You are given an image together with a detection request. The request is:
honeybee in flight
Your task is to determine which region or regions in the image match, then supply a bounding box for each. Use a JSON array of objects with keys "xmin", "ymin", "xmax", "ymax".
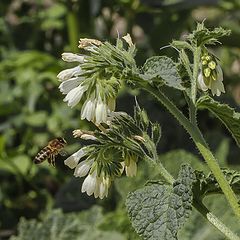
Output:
[{"xmin": 34, "ymin": 137, "xmax": 67, "ymax": 166}]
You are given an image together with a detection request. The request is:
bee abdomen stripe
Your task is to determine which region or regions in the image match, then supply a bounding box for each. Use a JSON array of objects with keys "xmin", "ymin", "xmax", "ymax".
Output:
[{"xmin": 34, "ymin": 147, "xmax": 52, "ymax": 164}]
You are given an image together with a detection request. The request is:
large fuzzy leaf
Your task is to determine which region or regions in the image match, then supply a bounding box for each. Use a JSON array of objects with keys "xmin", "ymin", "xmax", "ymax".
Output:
[{"xmin": 126, "ymin": 165, "xmax": 196, "ymax": 240}]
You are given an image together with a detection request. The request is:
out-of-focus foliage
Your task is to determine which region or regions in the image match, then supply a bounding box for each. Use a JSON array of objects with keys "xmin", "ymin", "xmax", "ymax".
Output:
[
  {"xmin": 10, "ymin": 207, "xmax": 126, "ymax": 240},
  {"xmin": 1, "ymin": 0, "xmax": 240, "ymax": 239}
]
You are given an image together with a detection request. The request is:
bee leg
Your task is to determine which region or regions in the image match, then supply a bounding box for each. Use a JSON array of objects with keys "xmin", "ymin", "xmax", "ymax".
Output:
[
  {"xmin": 47, "ymin": 154, "xmax": 54, "ymax": 167},
  {"xmin": 52, "ymin": 152, "xmax": 57, "ymax": 167},
  {"xmin": 47, "ymin": 156, "xmax": 52, "ymax": 166},
  {"xmin": 50, "ymin": 154, "xmax": 55, "ymax": 167},
  {"xmin": 52, "ymin": 156, "xmax": 56, "ymax": 167}
]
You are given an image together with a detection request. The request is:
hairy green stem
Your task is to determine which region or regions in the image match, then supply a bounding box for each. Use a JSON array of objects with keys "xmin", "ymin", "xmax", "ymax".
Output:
[
  {"xmin": 189, "ymin": 100, "xmax": 198, "ymax": 126},
  {"xmin": 143, "ymin": 83, "xmax": 240, "ymax": 219},
  {"xmin": 180, "ymin": 50, "xmax": 198, "ymax": 126},
  {"xmin": 184, "ymin": 91, "xmax": 198, "ymax": 126},
  {"xmin": 150, "ymin": 139, "xmax": 175, "ymax": 184},
  {"xmin": 196, "ymin": 141, "xmax": 240, "ymax": 215},
  {"xmin": 157, "ymin": 159, "xmax": 175, "ymax": 184},
  {"xmin": 150, "ymin": 155, "xmax": 240, "ymax": 240},
  {"xmin": 193, "ymin": 201, "xmax": 240, "ymax": 240},
  {"xmin": 192, "ymin": 47, "xmax": 201, "ymax": 104},
  {"xmin": 144, "ymin": 155, "xmax": 174, "ymax": 184}
]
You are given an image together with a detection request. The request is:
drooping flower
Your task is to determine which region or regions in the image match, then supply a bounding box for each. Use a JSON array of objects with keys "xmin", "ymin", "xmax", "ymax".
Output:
[
  {"xmin": 64, "ymin": 147, "xmax": 89, "ymax": 169},
  {"xmin": 63, "ymin": 85, "xmax": 88, "ymax": 108},
  {"xmin": 61, "ymin": 53, "xmax": 85, "ymax": 63},
  {"xmin": 197, "ymin": 52, "xmax": 225, "ymax": 96},
  {"xmin": 98, "ymin": 177, "xmax": 110, "ymax": 199},
  {"xmin": 81, "ymin": 170, "xmax": 110, "ymax": 199},
  {"xmin": 57, "ymin": 66, "xmax": 82, "ymax": 81},
  {"xmin": 95, "ymin": 97, "xmax": 108, "ymax": 124},
  {"xmin": 124, "ymin": 153, "xmax": 138, "ymax": 177},
  {"xmin": 74, "ymin": 158, "xmax": 94, "ymax": 177},
  {"xmin": 81, "ymin": 96, "xmax": 96, "ymax": 122},
  {"xmin": 81, "ymin": 170, "xmax": 98, "ymax": 196},
  {"xmin": 65, "ymin": 149, "xmax": 112, "ymax": 199},
  {"xmin": 59, "ymin": 77, "xmax": 84, "ymax": 94}
]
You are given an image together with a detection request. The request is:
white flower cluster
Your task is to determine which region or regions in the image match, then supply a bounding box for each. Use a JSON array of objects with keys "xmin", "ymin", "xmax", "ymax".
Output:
[
  {"xmin": 57, "ymin": 39, "xmax": 116, "ymax": 124},
  {"xmin": 59, "ymin": 35, "xmax": 140, "ymax": 199},
  {"xmin": 197, "ymin": 52, "xmax": 225, "ymax": 96},
  {"xmin": 64, "ymin": 147, "xmax": 110, "ymax": 199},
  {"xmin": 64, "ymin": 144, "xmax": 138, "ymax": 199}
]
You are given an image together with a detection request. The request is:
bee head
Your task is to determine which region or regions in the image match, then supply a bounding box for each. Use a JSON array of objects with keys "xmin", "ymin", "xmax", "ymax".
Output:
[{"xmin": 57, "ymin": 137, "xmax": 67, "ymax": 144}]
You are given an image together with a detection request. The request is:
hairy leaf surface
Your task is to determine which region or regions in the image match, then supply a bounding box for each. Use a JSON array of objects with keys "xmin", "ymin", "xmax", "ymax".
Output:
[
  {"xmin": 141, "ymin": 56, "xmax": 184, "ymax": 90},
  {"xmin": 126, "ymin": 165, "xmax": 196, "ymax": 240},
  {"xmin": 197, "ymin": 95, "xmax": 240, "ymax": 147},
  {"xmin": 187, "ymin": 22, "xmax": 231, "ymax": 46}
]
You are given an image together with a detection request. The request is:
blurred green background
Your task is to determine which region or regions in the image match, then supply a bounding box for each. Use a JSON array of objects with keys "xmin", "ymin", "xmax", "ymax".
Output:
[{"xmin": 1, "ymin": 0, "xmax": 240, "ymax": 239}]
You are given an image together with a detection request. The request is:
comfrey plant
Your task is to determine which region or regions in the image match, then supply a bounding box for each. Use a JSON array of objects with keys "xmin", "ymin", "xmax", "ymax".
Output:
[{"xmin": 57, "ymin": 23, "xmax": 240, "ymax": 239}]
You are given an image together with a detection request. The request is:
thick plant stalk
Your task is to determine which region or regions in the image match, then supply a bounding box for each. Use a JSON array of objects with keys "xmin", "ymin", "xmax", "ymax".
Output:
[
  {"xmin": 193, "ymin": 200, "xmax": 240, "ymax": 240},
  {"xmin": 143, "ymin": 83, "xmax": 240, "ymax": 219}
]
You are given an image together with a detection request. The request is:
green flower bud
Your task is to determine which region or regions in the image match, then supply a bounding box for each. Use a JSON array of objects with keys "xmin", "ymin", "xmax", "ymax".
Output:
[
  {"xmin": 205, "ymin": 55, "xmax": 211, "ymax": 61},
  {"xmin": 197, "ymin": 52, "xmax": 225, "ymax": 96},
  {"xmin": 202, "ymin": 60, "xmax": 208, "ymax": 66},
  {"xmin": 208, "ymin": 61, "xmax": 216, "ymax": 70},
  {"xmin": 204, "ymin": 67, "xmax": 211, "ymax": 78}
]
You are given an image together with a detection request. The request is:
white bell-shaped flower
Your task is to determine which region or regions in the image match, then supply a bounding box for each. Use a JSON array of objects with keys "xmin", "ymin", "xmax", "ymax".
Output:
[
  {"xmin": 81, "ymin": 170, "xmax": 98, "ymax": 196},
  {"xmin": 81, "ymin": 97, "xmax": 96, "ymax": 121},
  {"xmin": 62, "ymin": 53, "xmax": 85, "ymax": 63},
  {"xmin": 63, "ymin": 85, "xmax": 88, "ymax": 108},
  {"xmin": 74, "ymin": 158, "xmax": 94, "ymax": 177},
  {"xmin": 57, "ymin": 66, "xmax": 82, "ymax": 81},
  {"xmin": 64, "ymin": 147, "xmax": 88, "ymax": 169},
  {"xmin": 95, "ymin": 97, "xmax": 108, "ymax": 124}
]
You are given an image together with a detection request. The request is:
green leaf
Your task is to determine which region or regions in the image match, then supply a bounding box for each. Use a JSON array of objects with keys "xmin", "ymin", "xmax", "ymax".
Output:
[
  {"xmin": 141, "ymin": 56, "xmax": 185, "ymax": 90},
  {"xmin": 194, "ymin": 168, "xmax": 240, "ymax": 197},
  {"xmin": 0, "ymin": 155, "xmax": 31, "ymax": 175},
  {"xmin": 11, "ymin": 207, "xmax": 126, "ymax": 240},
  {"xmin": 187, "ymin": 22, "xmax": 231, "ymax": 46},
  {"xmin": 24, "ymin": 111, "xmax": 47, "ymax": 127},
  {"xmin": 197, "ymin": 95, "xmax": 240, "ymax": 147},
  {"xmin": 126, "ymin": 165, "xmax": 196, "ymax": 240}
]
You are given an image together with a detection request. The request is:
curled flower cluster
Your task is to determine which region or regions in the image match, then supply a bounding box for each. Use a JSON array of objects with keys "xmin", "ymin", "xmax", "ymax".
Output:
[
  {"xmin": 64, "ymin": 128, "xmax": 140, "ymax": 199},
  {"xmin": 64, "ymin": 146, "xmax": 138, "ymax": 199},
  {"xmin": 57, "ymin": 38, "xmax": 119, "ymax": 124},
  {"xmin": 197, "ymin": 51, "xmax": 225, "ymax": 96}
]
